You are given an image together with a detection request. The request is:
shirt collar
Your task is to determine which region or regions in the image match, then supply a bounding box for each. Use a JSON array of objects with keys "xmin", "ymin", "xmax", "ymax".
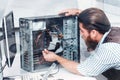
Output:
[{"xmin": 95, "ymin": 29, "xmax": 111, "ymax": 51}]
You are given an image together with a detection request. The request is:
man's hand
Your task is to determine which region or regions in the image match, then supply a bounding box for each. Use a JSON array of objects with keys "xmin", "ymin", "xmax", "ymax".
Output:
[
  {"xmin": 59, "ymin": 8, "xmax": 82, "ymax": 16},
  {"xmin": 42, "ymin": 49, "xmax": 58, "ymax": 62}
]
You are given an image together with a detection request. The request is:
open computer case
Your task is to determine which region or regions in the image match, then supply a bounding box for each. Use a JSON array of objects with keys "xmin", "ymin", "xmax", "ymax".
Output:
[{"xmin": 19, "ymin": 15, "xmax": 80, "ymax": 72}]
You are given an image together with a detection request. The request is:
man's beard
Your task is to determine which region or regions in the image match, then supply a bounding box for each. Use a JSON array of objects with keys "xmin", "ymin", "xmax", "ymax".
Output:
[{"xmin": 85, "ymin": 36, "xmax": 98, "ymax": 52}]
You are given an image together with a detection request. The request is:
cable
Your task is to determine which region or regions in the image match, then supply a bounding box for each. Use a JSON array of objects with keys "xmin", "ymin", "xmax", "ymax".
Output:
[
  {"xmin": 50, "ymin": 64, "xmax": 60, "ymax": 75},
  {"xmin": 42, "ymin": 63, "xmax": 57, "ymax": 80}
]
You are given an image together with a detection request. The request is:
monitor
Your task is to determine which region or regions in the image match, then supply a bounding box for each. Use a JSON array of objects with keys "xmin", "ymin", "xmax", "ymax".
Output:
[{"xmin": 2, "ymin": 11, "xmax": 17, "ymax": 67}]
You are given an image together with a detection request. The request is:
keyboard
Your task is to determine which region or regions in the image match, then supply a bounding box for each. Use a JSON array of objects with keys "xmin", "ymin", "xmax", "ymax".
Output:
[
  {"xmin": 13, "ymin": 73, "xmax": 59, "ymax": 80},
  {"xmin": 8, "ymin": 72, "xmax": 43, "ymax": 80},
  {"xmin": 3, "ymin": 73, "xmax": 43, "ymax": 80},
  {"xmin": 21, "ymin": 73, "xmax": 43, "ymax": 80}
]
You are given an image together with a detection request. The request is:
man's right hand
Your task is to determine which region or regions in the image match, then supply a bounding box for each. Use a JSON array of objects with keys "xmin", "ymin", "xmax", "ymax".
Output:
[
  {"xmin": 59, "ymin": 8, "xmax": 82, "ymax": 16},
  {"xmin": 42, "ymin": 49, "xmax": 58, "ymax": 62}
]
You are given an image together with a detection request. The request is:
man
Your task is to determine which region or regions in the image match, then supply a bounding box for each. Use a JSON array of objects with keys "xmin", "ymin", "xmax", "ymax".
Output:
[{"xmin": 42, "ymin": 8, "xmax": 120, "ymax": 80}]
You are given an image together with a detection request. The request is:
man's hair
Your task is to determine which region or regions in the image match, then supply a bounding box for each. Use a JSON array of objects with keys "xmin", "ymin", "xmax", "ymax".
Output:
[{"xmin": 78, "ymin": 8, "xmax": 111, "ymax": 34}]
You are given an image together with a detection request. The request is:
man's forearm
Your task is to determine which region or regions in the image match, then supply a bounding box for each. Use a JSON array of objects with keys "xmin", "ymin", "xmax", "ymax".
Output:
[{"xmin": 56, "ymin": 55, "xmax": 80, "ymax": 75}]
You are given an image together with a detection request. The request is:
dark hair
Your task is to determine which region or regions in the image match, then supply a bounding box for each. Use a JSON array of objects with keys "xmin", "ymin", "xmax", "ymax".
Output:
[{"xmin": 78, "ymin": 8, "xmax": 111, "ymax": 34}]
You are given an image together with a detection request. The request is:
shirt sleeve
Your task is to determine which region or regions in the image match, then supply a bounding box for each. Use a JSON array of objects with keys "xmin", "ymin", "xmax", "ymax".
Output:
[{"xmin": 77, "ymin": 43, "xmax": 120, "ymax": 77}]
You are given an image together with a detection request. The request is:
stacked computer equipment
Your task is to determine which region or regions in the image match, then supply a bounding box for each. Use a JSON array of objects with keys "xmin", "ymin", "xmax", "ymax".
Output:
[{"xmin": 19, "ymin": 15, "xmax": 80, "ymax": 72}]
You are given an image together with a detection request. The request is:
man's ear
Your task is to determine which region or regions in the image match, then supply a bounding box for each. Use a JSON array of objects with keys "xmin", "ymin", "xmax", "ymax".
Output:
[{"xmin": 90, "ymin": 30, "xmax": 98, "ymax": 39}]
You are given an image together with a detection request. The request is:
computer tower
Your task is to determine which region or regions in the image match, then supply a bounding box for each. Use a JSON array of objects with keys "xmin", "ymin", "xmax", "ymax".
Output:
[{"xmin": 19, "ymin": 15, "xmax": 80, "ymax": 72}]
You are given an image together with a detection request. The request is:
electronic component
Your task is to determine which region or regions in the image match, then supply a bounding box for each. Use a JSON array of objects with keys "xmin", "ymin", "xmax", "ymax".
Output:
[{"xmin": 19, "ymin": 15, "xmax": 80, "ymax": 72}]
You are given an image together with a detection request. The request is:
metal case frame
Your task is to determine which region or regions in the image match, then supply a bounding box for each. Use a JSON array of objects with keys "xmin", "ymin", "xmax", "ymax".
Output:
[{"xmin": 19, "ymin": 15, "xmax": 80, "ymax": 72}]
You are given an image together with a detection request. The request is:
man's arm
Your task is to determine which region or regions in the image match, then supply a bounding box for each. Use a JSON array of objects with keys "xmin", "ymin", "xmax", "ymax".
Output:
[
  {"xmin": 42, "ymin": 49, "xmax": 81, "ymax": 75},
  {"xmin": 55, "ymin": 54, "xmax": 80, "ymax": 75},
  {"xmin": 59, "ymin": 8, "xmax": 82, "ymax": 16}
]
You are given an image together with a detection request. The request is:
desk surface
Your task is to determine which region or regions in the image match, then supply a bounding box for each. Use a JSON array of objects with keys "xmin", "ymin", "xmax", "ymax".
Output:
[
  {"xmin": 49, "ymin": 68, "xmax": 97, "ymax": 80},
  {"xmin": 7, "ymin": 68, "xmax": 96, "ymax": 80}
]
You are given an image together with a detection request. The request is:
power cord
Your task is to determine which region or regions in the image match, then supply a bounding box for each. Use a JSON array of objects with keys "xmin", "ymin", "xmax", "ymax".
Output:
[{"xmin": 50, "ymin": 63, "xmax": 60, "ymax": 75}]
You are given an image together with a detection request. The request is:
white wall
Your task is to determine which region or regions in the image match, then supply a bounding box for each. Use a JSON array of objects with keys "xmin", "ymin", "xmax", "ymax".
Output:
[
  {"xmin": 77, "ymin": 0, "xmax": 120, "ymax": 27},
  {"xmin": 4, "ymin": 0, "xmax": 78, "ymax": 27},
  {"xmin": 0, "ymin": 0, "xmax": 9, "ymax": 26},
  {"xmin": 77, "ymin": 0, "xmax": 97, "ymax": 10},
  {"xmin": 94, "ymin": 0, "xmax": 120, "ymax": 27},
  {"xmin": 2, "ymin": 0, "xmax": 120, "ymax": 27}
]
